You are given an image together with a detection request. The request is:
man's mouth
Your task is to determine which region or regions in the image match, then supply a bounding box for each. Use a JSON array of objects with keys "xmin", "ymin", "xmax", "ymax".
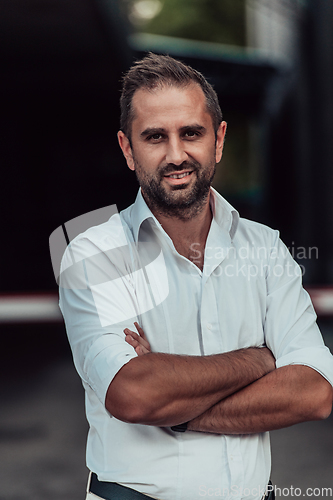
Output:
[{"xmin": 164, "ymin": 170, "xmax": 193, "ymax": 180}]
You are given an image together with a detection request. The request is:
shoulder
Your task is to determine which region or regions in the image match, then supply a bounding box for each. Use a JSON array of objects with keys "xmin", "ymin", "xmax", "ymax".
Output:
[
  {"xmin": 60, "ymin": 206, "xmax": 135, "ymax": 275},
  {"xmin": 72, "ymin": 214, "xmax": 130, "ymax": 255},
  {"xmin": 235, "ymin": 217, "xmax": 280, "ymax": 248},
  {"xmin": 212, "ymin": 189, "xmax": 280, "ymax": 248}
]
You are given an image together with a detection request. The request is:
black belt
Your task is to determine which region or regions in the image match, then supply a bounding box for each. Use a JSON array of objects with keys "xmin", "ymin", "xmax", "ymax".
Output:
[
  {"xmin": 89, "ymin": 473, "xmax": 275, "ymax": 500},
  {"xmin": 89, "ymin": 473, "xmax": 153, "ymax": 499}
]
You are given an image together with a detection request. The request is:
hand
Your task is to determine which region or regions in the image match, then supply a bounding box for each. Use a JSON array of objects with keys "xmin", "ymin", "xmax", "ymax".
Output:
[{"xmin": 124, "ymin": 322, "xmax": 151, "ymax": 356}]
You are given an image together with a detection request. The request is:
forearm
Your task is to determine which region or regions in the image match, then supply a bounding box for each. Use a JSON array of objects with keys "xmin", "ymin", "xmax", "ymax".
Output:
[
  {"xmin": 188, "ymin": 365, "xmax": 333, "ymax": 434},
  {"xmin": 106, "ymin": 347, "xmax": 275, "ymax": 426}
]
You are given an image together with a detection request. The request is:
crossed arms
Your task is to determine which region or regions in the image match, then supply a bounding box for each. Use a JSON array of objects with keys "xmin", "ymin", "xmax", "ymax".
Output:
[{"xmin": 105, "ymin": 324, "xmax": 333, "ymax": 434}]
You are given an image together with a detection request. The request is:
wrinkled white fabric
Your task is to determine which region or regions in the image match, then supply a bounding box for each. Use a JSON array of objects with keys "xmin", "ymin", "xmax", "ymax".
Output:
[{"xmin": 60, "ymin": 188, "xmax": 333, "ymax": 500}]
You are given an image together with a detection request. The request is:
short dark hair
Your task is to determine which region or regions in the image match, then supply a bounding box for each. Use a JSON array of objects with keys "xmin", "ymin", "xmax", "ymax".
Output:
[{"xmin": 120, "ymin": 52, "xmax": 223, "ymax": 139}]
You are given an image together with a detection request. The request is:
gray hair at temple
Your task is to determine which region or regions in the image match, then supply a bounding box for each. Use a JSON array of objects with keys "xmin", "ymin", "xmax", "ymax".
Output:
[{"xmin": 119, "ymin": 52, "xmax": 223, "ymax": 140}]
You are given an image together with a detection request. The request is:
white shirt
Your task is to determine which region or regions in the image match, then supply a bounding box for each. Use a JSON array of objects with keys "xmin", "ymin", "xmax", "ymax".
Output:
[{"xmin": 59, "ymin": 188, "xmax": 333, "ymax": 500}]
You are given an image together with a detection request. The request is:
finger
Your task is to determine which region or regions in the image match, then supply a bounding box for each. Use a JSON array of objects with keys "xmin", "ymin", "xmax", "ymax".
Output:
[
  {"xmin": 125, "ymin": 334, "xmax": 139, "ymax": 348},
  {"xmin": 124, "ymin": 328, "xmax": 151, "ymax": 353},
  {"xmin": 130, "ymin": 325, "xmax": 150, "ymax": 350},
  {"xmin": 124, "ymin": 328, "xmax": 137, "ymax": 339},
  {"xmin": 134, "ymin": 321, "xmax": 150, "ymax": 350},
  {"xmin": 125, "ymin": 334, "xmax": 148, "ymax": 356},
  {"xmin": 135, "ymin": 345, "xmax": 150, "ymax": 356},
  {"xmin": 134, "ymin": 322, "xmax": 148, "ymax": 340}
]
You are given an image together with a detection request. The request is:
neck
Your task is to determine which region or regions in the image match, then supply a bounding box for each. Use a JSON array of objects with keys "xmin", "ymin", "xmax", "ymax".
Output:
[{"xmin": 147, "ymin": 192, "xmax": 213, "ymax": 270}]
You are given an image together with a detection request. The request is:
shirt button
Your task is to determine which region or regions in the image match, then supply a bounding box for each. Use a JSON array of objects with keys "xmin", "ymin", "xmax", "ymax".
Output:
[{"xmin": 207, "ymin": 323, "xmax": 212, "ymax": 330}]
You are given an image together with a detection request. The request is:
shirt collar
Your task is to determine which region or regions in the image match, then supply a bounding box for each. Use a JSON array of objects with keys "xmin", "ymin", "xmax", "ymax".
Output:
[
  {"xmin": 131, "ymin": 189, "xmax": 162, "ymax": 243},
  {"xmin": 209, "ymin": 187, "xmax": 239, "ymax": 241},
  {"xmin": 131, "ymin": 187, "xmax": 239, "ymax": 243}
]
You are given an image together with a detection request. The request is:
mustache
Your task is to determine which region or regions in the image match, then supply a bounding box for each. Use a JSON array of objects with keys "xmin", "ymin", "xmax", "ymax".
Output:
[{"xmin": 159, "ymin": 160, "xmax": 200, "ymax": 176}]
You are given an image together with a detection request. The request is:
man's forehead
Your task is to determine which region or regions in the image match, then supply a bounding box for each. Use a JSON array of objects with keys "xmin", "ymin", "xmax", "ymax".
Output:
[
  {"xmin": 133, "ymin": 83, "xmax": 205, "ymax": 107},
  {"xmin": 131, "ymin": 83, "xmax": 210, "ymax": 127}
]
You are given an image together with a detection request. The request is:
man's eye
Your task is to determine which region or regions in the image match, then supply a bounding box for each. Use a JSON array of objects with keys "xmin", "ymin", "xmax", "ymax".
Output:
[
  {"xmin": 184, "ymin": 131, "xmax": 198, "ymax": 138},
  {"xmin": 148, "ymin": 134, "xmax": 163, "ymax": 141}
]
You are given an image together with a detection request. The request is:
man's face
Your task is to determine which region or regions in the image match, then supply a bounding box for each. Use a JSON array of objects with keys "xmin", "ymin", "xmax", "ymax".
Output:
[{"xmin": 118, "ymin": 84, "xmax": 226, "ymax": 218}]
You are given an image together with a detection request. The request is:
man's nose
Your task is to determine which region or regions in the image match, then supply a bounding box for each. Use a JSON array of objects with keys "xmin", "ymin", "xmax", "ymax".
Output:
[{"xmin": 165, "ymin": 138, "xmax": 188, "ymax": 166}]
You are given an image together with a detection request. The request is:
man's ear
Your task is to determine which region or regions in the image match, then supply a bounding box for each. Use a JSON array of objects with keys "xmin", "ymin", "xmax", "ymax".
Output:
[
  {"xmin": 215, "ymin": 121, "xmax": 227, "ymax": 164},
  {"xmin": 117, "ymin": 131, "xmax": 135, "ymax": 171}
]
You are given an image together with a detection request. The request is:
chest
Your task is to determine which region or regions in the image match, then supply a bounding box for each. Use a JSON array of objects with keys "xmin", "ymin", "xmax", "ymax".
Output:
[
  {"xmin": 172, "ymin": 241, "xmax": 206, "ymax": 271},
  {"xmin": 138, "ymin": 250, "xmax": 268, "ymax": 356}
]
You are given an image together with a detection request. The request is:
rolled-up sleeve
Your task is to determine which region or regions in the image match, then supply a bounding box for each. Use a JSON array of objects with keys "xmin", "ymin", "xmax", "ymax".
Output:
[
  {"xmin": 59, "ymin": 234, "xmax": 139, "ymax": 404},
  {"xmin": 264, "ymin": 231, "xmax": 333, "ymax": 386}
]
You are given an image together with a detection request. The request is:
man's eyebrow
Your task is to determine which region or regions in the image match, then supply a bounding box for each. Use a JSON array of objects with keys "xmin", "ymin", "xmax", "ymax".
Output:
[
  {"xmin": 140, "ymin": 127, "xmax": 166, "ymax": 138},
  {"xmin": 180, "ymin": 125, "xmax": 206, "ymax": 133},
  {"xmin": 140, "ymin": 124, "xmax": 206, "ymax": 138}
]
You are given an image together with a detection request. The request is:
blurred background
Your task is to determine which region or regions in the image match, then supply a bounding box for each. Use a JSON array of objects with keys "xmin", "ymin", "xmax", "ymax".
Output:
[{"xmin": 1, "ymin": 0, "xmax": 332, "ymax": 498}]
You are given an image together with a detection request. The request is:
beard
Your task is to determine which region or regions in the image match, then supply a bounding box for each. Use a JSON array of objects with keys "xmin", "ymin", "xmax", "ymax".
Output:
[{"xmin": 133, "ymin": 157, "xmax": 216, "ymax": 220}]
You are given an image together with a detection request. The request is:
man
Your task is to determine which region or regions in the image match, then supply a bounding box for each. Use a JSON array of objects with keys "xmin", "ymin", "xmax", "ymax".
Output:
[{"xmin": 59, "ymin": 53, "xmax": 333, "ymax": 500}]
